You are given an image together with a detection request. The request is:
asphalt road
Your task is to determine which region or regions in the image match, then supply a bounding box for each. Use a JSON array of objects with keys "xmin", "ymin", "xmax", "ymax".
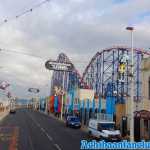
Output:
[{"xmin": 0, "ymin": 109, "xmax": 88, "ymax": 150}]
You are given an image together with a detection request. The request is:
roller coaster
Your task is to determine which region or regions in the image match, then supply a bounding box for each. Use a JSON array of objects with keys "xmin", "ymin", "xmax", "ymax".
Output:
[{"xmin": 51, "ymin": 46, "xmax": 150, "ymax": 103}]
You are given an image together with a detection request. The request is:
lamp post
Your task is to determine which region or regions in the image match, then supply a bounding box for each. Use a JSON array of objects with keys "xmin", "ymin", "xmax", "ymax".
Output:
[{"xmin": 126, "ymin": 26, "xmax": 134, "ymax": 141}]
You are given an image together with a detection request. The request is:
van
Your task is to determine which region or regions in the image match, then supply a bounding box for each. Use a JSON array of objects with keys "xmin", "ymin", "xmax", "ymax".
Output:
[{"xmin": 88, "ymin": 119, "xmax": 121, "ymax": 141}]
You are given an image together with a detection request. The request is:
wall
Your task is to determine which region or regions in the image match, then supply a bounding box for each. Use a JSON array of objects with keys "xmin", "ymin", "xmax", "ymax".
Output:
[{"xmin": 78, "ymin": 89, "xmax": 94, "ymax": 101}]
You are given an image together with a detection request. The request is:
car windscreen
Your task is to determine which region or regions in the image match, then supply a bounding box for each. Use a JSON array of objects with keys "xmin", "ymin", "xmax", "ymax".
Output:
[
  {"xmin": 98, "ymin": 123, "xmax": 115, "ymax": 130},
  {"xmin": 70, "ymin": 117, "xmax": 80, "ymax": 122}
]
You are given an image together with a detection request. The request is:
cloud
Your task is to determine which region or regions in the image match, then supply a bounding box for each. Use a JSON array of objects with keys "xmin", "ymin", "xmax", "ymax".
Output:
[{"xmin": 0, "ymin": 0, "xmax": 150, "ymax": 98}]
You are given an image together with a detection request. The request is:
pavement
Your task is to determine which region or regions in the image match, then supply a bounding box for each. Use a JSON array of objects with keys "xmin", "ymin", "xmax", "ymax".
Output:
[
  {"xmin": 0, "ymin": 109, "xmax": 88, "ymax": 150},
  {"xmin": 0, "ymin": 110, "xmax": 9, "ymax": 122}
]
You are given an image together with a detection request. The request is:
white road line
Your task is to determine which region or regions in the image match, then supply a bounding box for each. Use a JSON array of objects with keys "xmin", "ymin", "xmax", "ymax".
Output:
[
  {"xmin": 37, "ymin": 123, "xmax": 40, "ymax": 127},
  {"xmin": 41, "ymin": 127, "xmax": 45, "ymax": 132},
  {"xmin": 29, "ymin": 134, "xmax": 35, "ymax": 150},
  {"xmin": 27, "ymin": 111, "xmax": 63, "ymax": 150},
  {"xmin": 46, "ymin": 133, "xmax": 53, "ymax": 141},
  {"xmin": 54, "ymin": 144, "xmax": 62, "ymax": 150}
]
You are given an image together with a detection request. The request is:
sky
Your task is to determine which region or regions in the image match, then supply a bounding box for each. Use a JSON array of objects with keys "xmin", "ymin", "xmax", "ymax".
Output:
[{"xmin": 0, "ymin": 0, "xmax": 150, "ymax": 99}]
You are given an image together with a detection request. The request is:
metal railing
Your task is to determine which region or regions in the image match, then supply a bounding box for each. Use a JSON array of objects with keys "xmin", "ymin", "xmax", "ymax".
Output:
[{"xmin": 94, "ymin": 113, "xmax": 113, "ymax": 122}]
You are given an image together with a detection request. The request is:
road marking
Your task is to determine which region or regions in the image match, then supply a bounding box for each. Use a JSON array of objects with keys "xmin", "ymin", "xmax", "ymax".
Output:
[
  {"xmin": 8, "ymin": 127, "xmax": 19, "ymax": 150},
  {"xmin": 28, "ymin": 134, "xmax": 34, "ymax": 150},
  {"xmin": 37, "ymin": 123, "xmax": 40, "ymax": 127},
  {"xmin": 41, "ymin": 127, "xmax": 45, "ymax": 133},
  {"xmin": 54, "ymin": 144, "xmax": 62, "ymax": 150},
  {"xmin": 27, "ymin": 112, "xmax": 54, "ymax": 142},
  {"xmin": 45, "ymin": 133, "xmax": 53, "ymax": 141},
  {"xmin": 26, "ymin": 111, "xmax": 63, "ymax": 150}
]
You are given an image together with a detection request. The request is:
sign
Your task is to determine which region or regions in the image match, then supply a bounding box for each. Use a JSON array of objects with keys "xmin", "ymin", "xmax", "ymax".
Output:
[
  {"xmin": 28, "ymin": 88, "xmax": 40, "ymax": 93},
  {"xmin": 45, "ymin": 60, "xmax": 73, "ymax": 72},
  {"xmin": 0, "ymin": 81, "xmax": 10, "ymax": 90},
  {"xmin": 7, "ymin": 92, "xmax": 11, "ymax": 98}
]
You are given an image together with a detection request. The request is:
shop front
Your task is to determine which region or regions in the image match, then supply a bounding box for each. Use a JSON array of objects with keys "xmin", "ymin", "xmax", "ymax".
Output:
[{"xmin": 134, "ymin": 110, "xmax": 150, "ymax": 141}]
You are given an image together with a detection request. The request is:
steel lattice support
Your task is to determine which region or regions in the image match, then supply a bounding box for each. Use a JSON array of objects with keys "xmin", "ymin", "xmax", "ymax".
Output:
[
  {"xmin": 82, "ymin": 47, "xmax": 147, "ymax": 103},
  {"xmin": 51, "ymin": 47, "xmax": 150, "ymax": 103}
]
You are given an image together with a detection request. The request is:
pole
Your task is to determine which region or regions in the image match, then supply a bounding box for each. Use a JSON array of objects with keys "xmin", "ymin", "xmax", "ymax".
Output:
[
  {"xmin": 45, "ymin": 84, "xmax": 49, "ymax": 114},
  {"xmin": 61, "ymin": 71, "xmax": 65, "ymax": 120},
  {"xmin": 126, "ymin": 26, "xmax": 134, "ymax": 141},
  {"xmin": 130, "ymin": 29, "xmax": 134, "ymax": 141}
]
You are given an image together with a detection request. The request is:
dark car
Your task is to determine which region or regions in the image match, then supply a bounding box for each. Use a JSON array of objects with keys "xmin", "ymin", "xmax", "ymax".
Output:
[
  {"xmin": 9, "ymin": 109, "xmax": 16, "ymax": 114},
  {"xmin": 66, "ymin": 116, "xmax": 81, "ymax": 128}
]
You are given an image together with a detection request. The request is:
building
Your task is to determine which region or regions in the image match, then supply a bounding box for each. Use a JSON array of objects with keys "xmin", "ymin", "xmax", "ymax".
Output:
[{"xmin": 124, "ymin": 57, "xmax": 150, "ymax": 140}]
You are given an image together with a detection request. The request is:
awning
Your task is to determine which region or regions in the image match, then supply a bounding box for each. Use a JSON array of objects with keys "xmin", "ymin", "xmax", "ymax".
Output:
[{"xmin": 134, "ymin": 110, "xmax": 150, "ymax": 120}]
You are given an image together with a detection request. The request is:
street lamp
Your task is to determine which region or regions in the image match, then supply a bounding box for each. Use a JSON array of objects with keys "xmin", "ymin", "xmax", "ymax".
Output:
[
  {"xmin": 126, "ymin": 26, "xmax": 134, "ymax": 141},
  {"xmin": 28, "ymin": 88, "xmax": 40, "ymax": 110}
]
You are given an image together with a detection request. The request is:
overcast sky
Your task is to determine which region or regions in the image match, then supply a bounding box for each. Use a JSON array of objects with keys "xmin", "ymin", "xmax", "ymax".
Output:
[{"xmin": 0, "ymin": 0, "xmax": 150, "ymax": 99}]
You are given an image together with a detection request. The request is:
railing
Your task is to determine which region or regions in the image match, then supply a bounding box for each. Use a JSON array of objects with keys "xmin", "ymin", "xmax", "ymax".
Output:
[{"xmin": 94, "ymin": 113, "xmax": 113, "ymax": 122}]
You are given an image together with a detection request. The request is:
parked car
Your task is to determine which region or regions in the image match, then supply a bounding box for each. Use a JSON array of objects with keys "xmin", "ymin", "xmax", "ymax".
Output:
[
  {"xmin": 10, "ymin": 109, "xmax": 16, "ymax": 114},
  {"xmin": 9, "ymin": 101, "xmax": 16, "ymax": 114},
  {"xmin": 88, "ymin": 119, "xmax": 121, "ymax": 141},
  {"xmin": 66, "ymin": 116, "xmax": 81, "ymax": 128}
]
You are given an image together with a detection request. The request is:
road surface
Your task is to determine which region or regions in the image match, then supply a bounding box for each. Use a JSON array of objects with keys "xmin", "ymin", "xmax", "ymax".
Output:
[{"xmin": 0, "ymin": 109, "xmax": 87, "ymax": 150}]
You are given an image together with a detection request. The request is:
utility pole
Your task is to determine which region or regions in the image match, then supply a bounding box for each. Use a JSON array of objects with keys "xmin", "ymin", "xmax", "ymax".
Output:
[{"xmin": 126, "ymin": 26, "xmax": 134, "ymax": 141}]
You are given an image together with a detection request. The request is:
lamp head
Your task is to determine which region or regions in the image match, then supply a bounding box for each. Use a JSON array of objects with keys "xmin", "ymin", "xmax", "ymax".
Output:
[{"xmin": 126, "ymin": 26, "xmax": 134, "ymax": 31}]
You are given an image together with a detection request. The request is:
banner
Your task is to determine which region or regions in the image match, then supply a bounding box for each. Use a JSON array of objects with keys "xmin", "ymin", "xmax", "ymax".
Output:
[
  {"xmin": 81, "ymin": 100, "xmax": 85, "ymax": 109},
  {"xmin": 49, "ymin": 96, "xmax": 54, "ymax": 112},
  {"xmin": 106, "ymin": 96, "xmax": 116, "ymax": 114},
  {"xmin": 98, "ymin": 97, "xmax": 101, "ymax": 113},
  {"xmin": 40, "ymin": 98, "xmax": 46, "ymax": 111},
  {"xmin": 86, "ymin": 99, "xmax": 90, "ymax": 112},
  {"xmin": 54, "ymin": 96, "xmax": 59, "ymax": 112},
  {"xmin": 57, "ymin": 95, "xmax": 62, "ymax": 113},
  {"xmin": 68, "ymin": 90, "xmax": 74, "ymax": 111},
  {"xmin": 78, "ymin": 100, "xmax": 80, "ymax": 110},
  {"xmin": 92, "ymin": 99, "xmax": 95, "ymax": 113}
]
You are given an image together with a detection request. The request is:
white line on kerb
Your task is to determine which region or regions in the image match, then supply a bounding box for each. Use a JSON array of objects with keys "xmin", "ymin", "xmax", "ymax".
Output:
[{"xmin": 54, "ymin": 144, "xmax": 62, "ymax": 150}]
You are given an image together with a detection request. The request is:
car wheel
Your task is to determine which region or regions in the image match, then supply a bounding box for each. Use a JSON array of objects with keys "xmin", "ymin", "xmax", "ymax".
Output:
[
  {"xmin": 88, "ymin": 131, "xmax": 92, "ymax": 137},
  {"xmin": 99, "ymin": 136, "xmax": 104, "ymax": 140}
]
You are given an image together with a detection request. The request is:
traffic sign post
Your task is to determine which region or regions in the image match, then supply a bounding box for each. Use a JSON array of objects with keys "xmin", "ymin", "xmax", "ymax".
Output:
[{"xmin": 28, "ymin": 88, "xmax": 40, "ymax": 110}]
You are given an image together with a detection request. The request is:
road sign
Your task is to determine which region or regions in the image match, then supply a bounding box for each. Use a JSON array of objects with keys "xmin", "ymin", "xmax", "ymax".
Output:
[
  {"xmin": 7, "ymin": 92, "xmax": 11, "ymax": 98},
  {"xmin": 45, "ymin": 60, "xmax": 73, "ymax": 72},
  {"xmin": 0, "ymin": 81, "xmax": 10, "ymax": 90},
  {"xmin": 28, "ymin": 88, "xmax": 40, "ymax": 93}
]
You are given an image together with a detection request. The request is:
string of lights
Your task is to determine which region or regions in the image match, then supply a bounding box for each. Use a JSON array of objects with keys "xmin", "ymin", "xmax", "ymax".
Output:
[
  {"xmin": 0, "ymin": 0, "xmax": 51, "ymax": 26},
  {"xmin": 0, "ymin": 47, "xmax": 45, "ymax": 60},
  {"xmin": 0, "ymin": 47, "xmax": 89, "ymax": 64}
]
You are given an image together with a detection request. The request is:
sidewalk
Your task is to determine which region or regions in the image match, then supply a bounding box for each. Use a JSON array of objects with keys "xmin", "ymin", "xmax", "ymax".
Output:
[{"xmin": 0, "ymin": 110, "xmax": 9, "ymax": 122}]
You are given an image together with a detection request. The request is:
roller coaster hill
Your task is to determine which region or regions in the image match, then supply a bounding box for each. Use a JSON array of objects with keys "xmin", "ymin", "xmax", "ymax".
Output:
[{"xmin": 50, "ymin": 46, "xmax": 150, "ymax": 121}]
